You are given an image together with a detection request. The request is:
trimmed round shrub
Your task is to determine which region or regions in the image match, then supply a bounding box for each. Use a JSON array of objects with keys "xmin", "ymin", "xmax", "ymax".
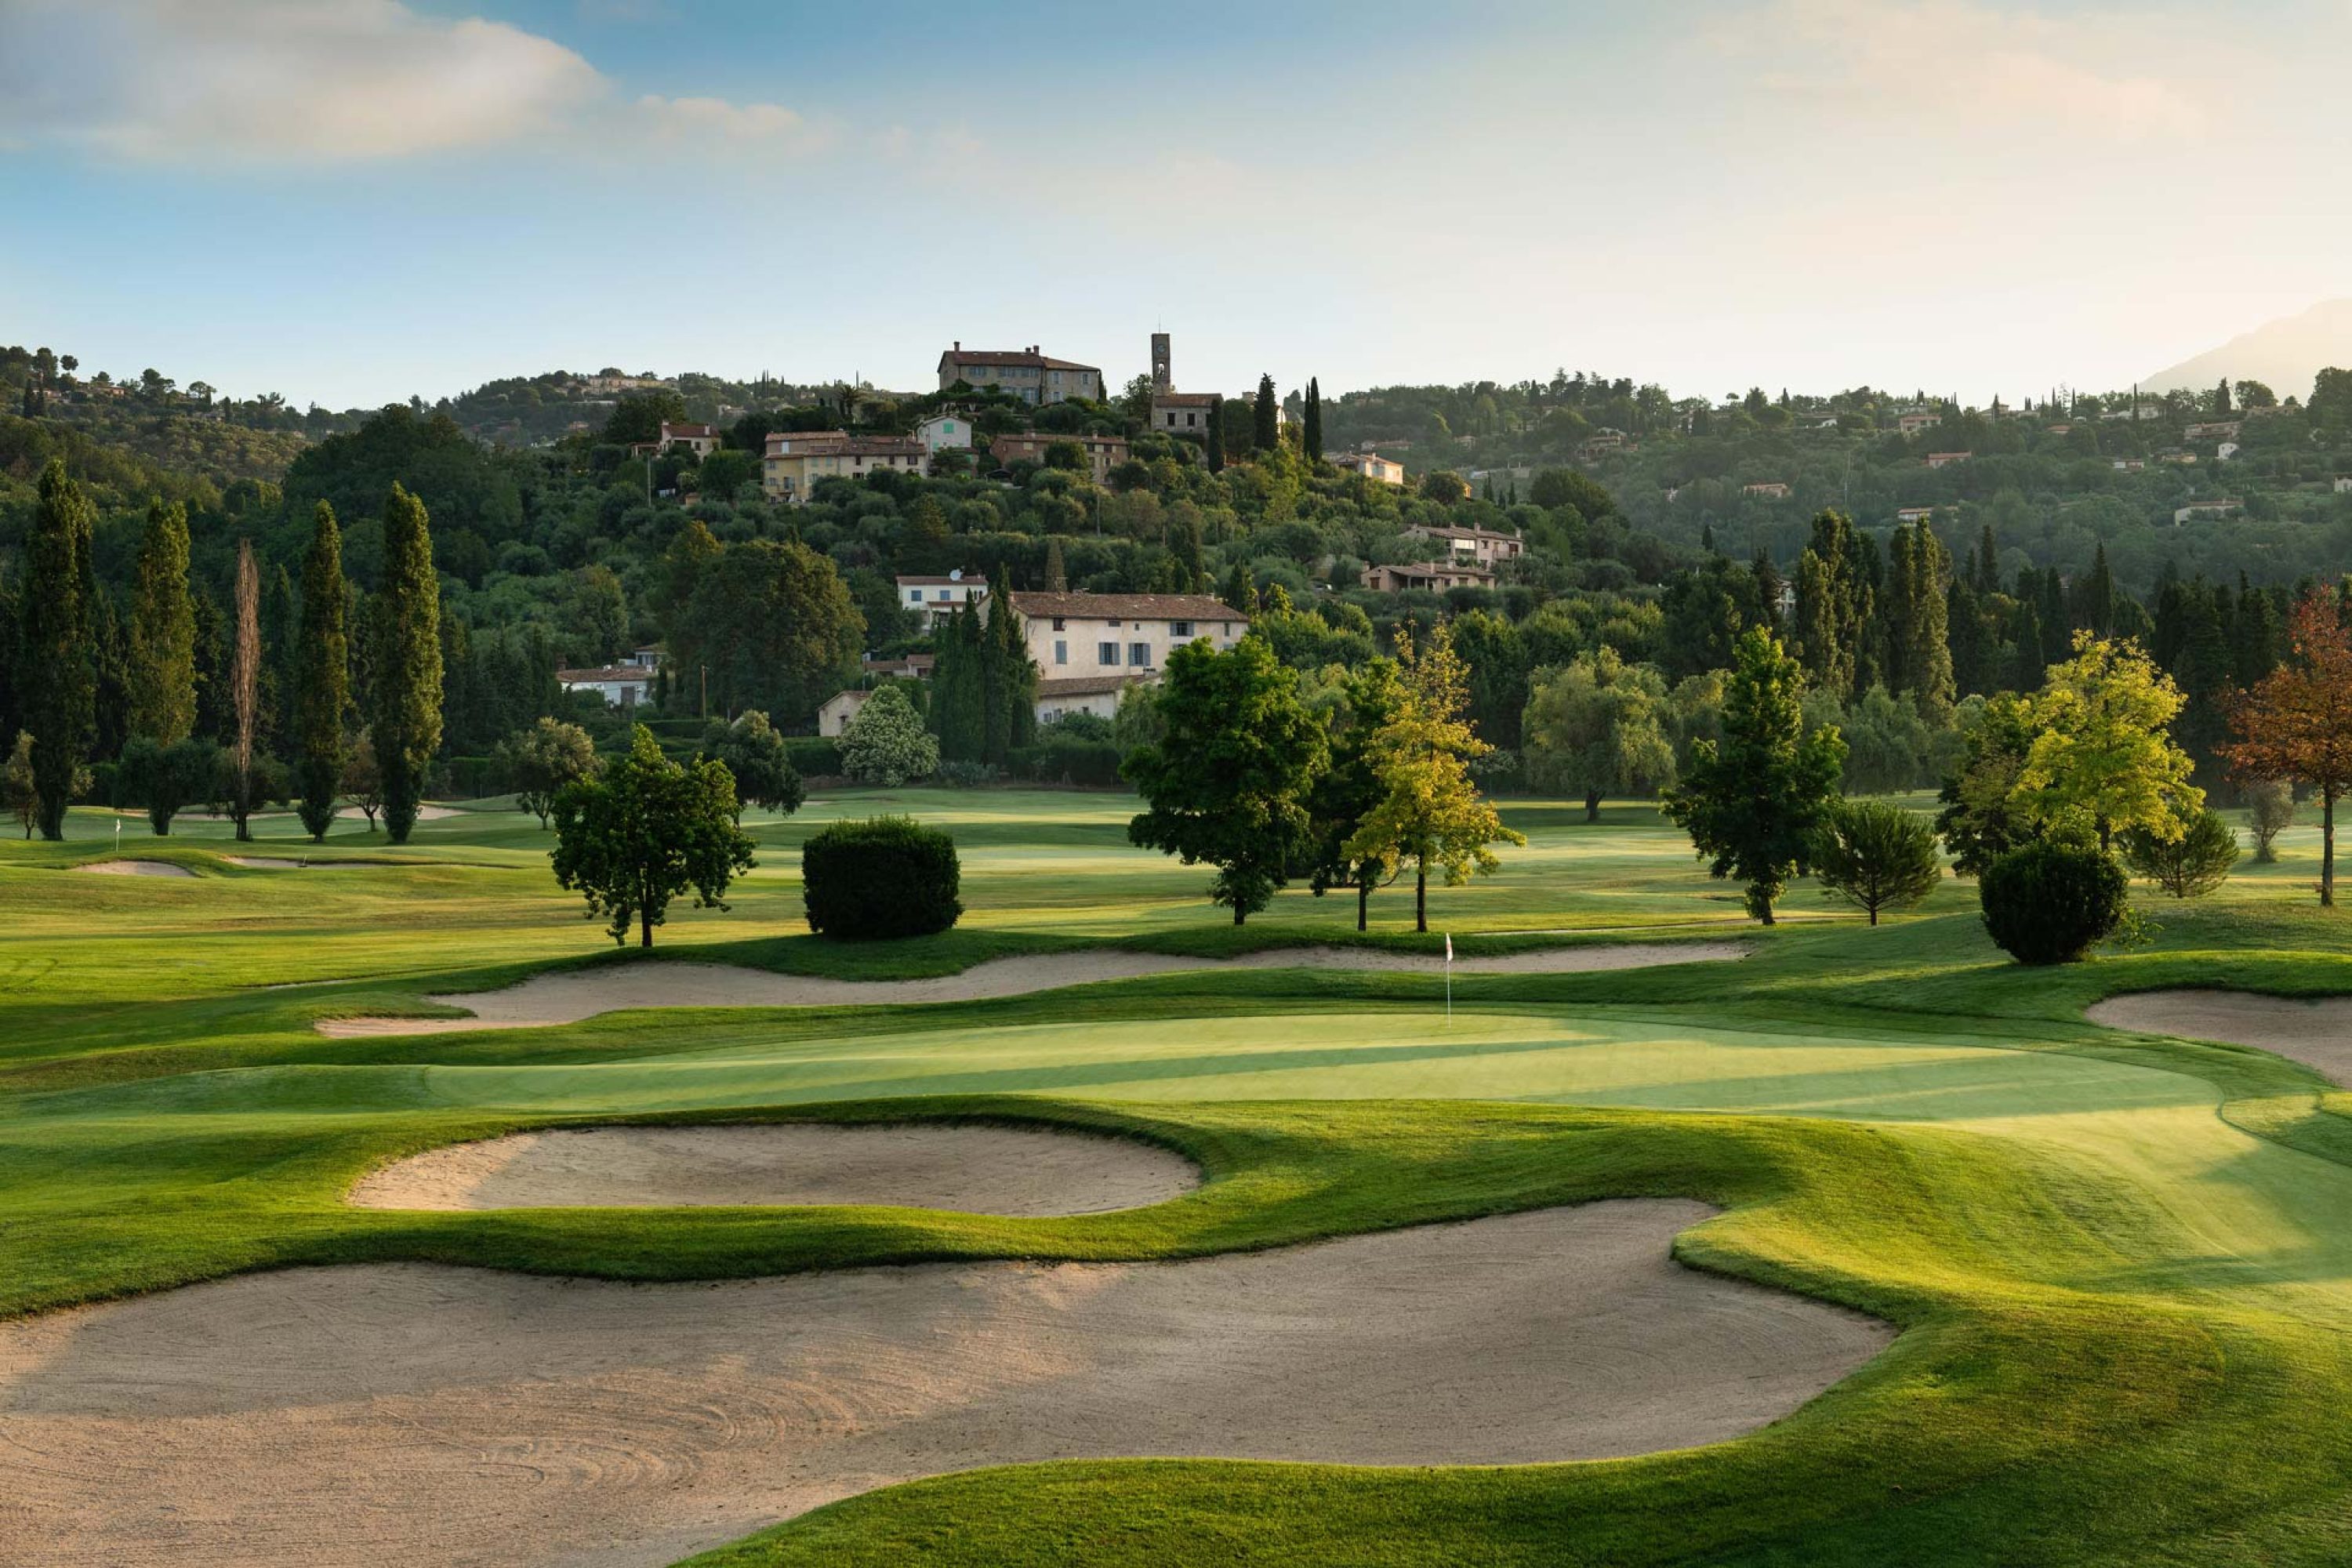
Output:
[
  {"xmin": 1978, "ymin": 840, "xmax": 2128, "ymax": 965},
  {"xmin": 802, "ymin": 815, "xmax": 961, "ymax": 939}
]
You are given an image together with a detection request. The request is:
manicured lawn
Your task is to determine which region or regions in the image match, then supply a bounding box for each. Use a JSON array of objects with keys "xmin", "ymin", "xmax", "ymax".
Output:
[{"xmin": 9, "ymin": 788, "xmax": 2352, "ymax": 1563}]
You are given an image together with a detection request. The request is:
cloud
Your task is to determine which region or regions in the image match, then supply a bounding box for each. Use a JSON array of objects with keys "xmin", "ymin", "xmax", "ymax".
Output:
[
  {"xmin": 635, "ymin": 94, "xmax": 827, "ymax": 151},
  {"xmin": 1705, "ymin": 0, "xmax": 2216, "ymax": 144},
  {"xmin": 0, "ymin": 0, "xmax": 819, "ymax": 165}
]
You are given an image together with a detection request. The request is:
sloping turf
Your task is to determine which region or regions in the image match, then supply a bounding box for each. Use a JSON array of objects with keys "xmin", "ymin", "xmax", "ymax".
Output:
[{"xmin": 10, "ymin": 793, "xmax": 2352, "ymax": 1563}]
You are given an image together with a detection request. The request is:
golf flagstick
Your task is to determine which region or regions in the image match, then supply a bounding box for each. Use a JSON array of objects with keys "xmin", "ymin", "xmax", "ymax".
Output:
[{"xmin": 1444, "ymin": 932, "xmax": 1452, "ymax": 1026}]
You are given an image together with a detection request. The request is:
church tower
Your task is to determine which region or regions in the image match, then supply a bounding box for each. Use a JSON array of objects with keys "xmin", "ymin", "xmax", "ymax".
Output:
[{"xmin": 1150, "ymin": 332, "xmax": 1172, "ymax": 393}]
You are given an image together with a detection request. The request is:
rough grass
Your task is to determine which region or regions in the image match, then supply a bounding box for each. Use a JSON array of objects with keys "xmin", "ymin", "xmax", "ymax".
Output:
[{"xmin": 9, "ymin": 790, "xmax": 2352, "ymax": 1564}]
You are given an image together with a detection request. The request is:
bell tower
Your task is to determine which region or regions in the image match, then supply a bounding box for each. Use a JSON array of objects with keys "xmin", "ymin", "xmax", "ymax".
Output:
[{"xmin": 1150, "ymin": 332, "xmax": 1172, "ymax": 393}]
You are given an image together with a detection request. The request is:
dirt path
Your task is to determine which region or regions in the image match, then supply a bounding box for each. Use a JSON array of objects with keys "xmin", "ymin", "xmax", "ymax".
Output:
[
  {"xmin": 2089, "ymin": 989, "xmax": 2352, "ymax": 1086},
  {"xmin": 350, "ymin": 1123, "xmax": 1200, "ymax": 1215},
  {"xmin": 314, "ymin": 942, "xmax": 1748, "ymax": 1037},
  {"xmin": 0, "ymin": 1202, "xmax": 1888, "ymax": 1568}
]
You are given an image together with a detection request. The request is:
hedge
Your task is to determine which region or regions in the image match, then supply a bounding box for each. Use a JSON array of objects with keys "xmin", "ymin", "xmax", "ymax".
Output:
[
  {"xmin": 1007, "ymin": 739, "xmax": 1125, "ymax": 789},
  {"xmin": 802, "ymin": 815, "xmax": 961, "ymax": 939},
  {"xmin": 784, "ymin": 737, "xmax": 844, "ymax": 777}
]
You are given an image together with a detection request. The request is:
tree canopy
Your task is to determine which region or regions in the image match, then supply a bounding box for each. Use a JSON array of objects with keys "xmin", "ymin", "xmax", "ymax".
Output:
[{"xmin": 550, "ymin": 725, "xmax": 756, "ymax": 947}]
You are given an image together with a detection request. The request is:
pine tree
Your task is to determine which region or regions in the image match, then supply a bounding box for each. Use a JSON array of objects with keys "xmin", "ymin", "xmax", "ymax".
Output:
[
  {"xmin": 126, "ymin": 499, "xmax": 196, "ymax": 746},
  {"xmin": 295, "ymin": 502, "xmax": 350, "ymax": 841},
  {"xmin": 1252, "ymin": 373, "xmax": 1278, "ymax": 452},
  {"xmin": 370, "ymin": 483, "xmax": 443, "ymax": 844},
  {"xmin": 20, "ymin": 461, "xmax": 95, "ymax": 839},
  {"xmin": 1304, "ymin": 376, "xmax": 1323, "ymax": 461},
  {"xmin": 1205, "ymin": 395, "xmax": 1225, "ymax": 474}
]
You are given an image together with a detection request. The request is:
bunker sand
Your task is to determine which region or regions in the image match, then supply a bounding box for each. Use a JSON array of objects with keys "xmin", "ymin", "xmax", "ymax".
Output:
[
  {"xmin": 314, "ymin": 942, "xmax": 1748, "ymax": 1036},
  {"xmin": 0, "ymin": 1202, "xmax": 1889, "ymax": 1568},
  {"xmin": 2090, "ymin": 989, "xmax": 2352, "ymax": 1086},
  {"xmin": 71, "ymin": 860, "xmax": 195, "ymax": 877},
  {"xmin": 350, "ymin": 1123, "xmax": 1201, "ymax": 1215}
]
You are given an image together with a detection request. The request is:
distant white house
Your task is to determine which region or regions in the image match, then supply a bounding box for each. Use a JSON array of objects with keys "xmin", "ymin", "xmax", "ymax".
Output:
[
  {"xmin": 897, "ymin": 570, "xmax": 989, "ymax": 630},
  {"xmin": 2336, "ymin": 477, "xmax": 2352, "ymax": 494},
  {"xmin": 557, "ymin": 664, "xmax": 656, "ymax": 706},
  {"xmin": 1331, "ymin": 452, "xmax": 1405, "ymax": 485},
  {"xmin": 915, "ymin": 412, "xmax": 974, "ymax": 456},
  {"xmin": 2174, "ymin": 499, "xmax": 2242, "ymax": 525}
]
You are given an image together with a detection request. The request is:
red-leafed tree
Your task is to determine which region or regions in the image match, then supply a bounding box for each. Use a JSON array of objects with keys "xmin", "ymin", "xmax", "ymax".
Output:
[{"xmin": 2223, "ymin": 594, "xmax": 2352, "ymax": 907}]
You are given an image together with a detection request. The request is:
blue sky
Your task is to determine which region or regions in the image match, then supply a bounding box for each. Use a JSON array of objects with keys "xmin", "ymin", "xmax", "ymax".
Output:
[{"xmin": 4, "ymin": 0, "xmax": 2348, "ymax": 410}]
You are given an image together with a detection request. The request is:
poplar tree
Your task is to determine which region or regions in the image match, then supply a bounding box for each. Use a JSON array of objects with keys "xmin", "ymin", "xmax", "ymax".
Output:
[
  {"xmin": 127, "ymin": 499, "xmax": 196, "ymax": 746},
  {"xmin": 295, "ymin": 502, "xmax": 350, "ymax": 841},
  {"xmin": 20, "ymin": 461, "xmax": 95, "ymax": 839},
  {"xmin": 370, "ymin": 483, "xmax": 444, "ymax": 844}
]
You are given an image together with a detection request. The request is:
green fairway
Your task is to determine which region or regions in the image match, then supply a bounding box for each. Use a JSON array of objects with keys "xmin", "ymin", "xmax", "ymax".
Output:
[{"xmin": 11, "ymin": 789, "xmax": 2352, "ymax": 1564}]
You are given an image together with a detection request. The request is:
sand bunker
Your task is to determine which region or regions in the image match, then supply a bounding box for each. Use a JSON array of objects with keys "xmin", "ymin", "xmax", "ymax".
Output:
[
  {"xmin": 314, "ymin": 942, "xmax": 1747, "ymax": 1036},
  {"xmin": 71, "ymin": 860, "xmax": 195, "ymax": 877},
  {"xmin": 223, "ymin": 856, "xmax": 379, "ymax": 869},
  {"xmin": 350, "ymin": 1123, "xmax": 1200, "ymax": 1215},
  {"xmin": 2089, "ymin": 989, "xmax": 2352, "ymax": 1086},
  {"xmin": 0, "ymin": 1202, "xmax": 1888, "ymax": 1568}
]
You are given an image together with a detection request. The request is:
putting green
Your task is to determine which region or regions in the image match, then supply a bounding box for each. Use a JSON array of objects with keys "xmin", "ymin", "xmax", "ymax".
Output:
[{"xmin": 387, "ymin": 1010, "xmax": 2215, "ymax": 1123}]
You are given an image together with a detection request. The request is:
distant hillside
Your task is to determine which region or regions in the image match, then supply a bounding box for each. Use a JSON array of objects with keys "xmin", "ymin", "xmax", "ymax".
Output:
[{"xmin": 2145, "ymin": 299, "xmax": 2352, "ymax": 400}]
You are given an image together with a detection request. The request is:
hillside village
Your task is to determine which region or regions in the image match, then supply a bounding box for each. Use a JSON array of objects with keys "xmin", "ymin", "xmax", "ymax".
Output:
[{"xmin": 5, "ymin": 328, "xmax": 2352, "ymax": 814}]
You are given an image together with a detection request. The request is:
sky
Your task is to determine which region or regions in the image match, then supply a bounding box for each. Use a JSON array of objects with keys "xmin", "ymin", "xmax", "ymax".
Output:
[{"xmin": 4, "ymin": 0, "xmax": 2350, "ymax": 411}]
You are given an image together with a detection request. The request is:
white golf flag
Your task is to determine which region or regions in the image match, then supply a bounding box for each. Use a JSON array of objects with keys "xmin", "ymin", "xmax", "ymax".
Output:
[{"xmin": 1445, "ymin": 933, "xmax": 1453, "ymax": 963}]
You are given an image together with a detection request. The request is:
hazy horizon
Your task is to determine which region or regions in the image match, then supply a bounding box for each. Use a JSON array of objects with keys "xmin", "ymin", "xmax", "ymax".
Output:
[{"xmin": 8, "ymin": 0, "xmax": 2350, "ymax": 409}]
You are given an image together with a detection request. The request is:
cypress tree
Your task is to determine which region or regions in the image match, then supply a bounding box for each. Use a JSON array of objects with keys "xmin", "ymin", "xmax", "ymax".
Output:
[
  {"xmin": 20, "ymin": 461, "xmax": 96, "ymax": 838},
  {"xmin": 1973, "ymin": 524, "xmax": 2000, "ymax": 596},
  {"xmin": 370, "ymin": 483, "xmax": 444, "ymax": 844},
  {"xmin": 230, "ymin": 540, "xmax": 262, "ymax": 840},
  {"xmin": 1304, "ymin": 376, "xmax": 1323, "ymax": 461},
  {"xmin": 1205, "ymin": 395, "xmax": 1225, "ymax": 474},
  {"xmin": 2007, "ymin": 603, "xmax": 2046, "ymax": 692},
  {"xmin": 295, "ymin": 502, "xmax": 350, "ymax": 841},
  {"xmin": 127, "ymin": 498, "xmax": 197, "ymax": 746},
  {"xmin": 1902, "ymin": 524, "xmax": 1955, "ymax": 725},
  {"xmin": 1043, "ymin": 537, "xmax": 1068, "ymax": 592},
  {"xmin": 1253, "ymin": 373, "xmax": 1278, "ymax": 452}
]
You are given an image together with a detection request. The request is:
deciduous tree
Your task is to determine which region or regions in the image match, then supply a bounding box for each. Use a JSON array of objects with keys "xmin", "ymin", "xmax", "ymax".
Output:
[
  {"xmin": 841, "ymin": 684, "xmax": 939, "ymax": 786},
  {"xmin": 1345, "ymin": 622, "xmax": 1525, "ymax": 933},
  {"xmin": 1306, "ymin": 656, "xmax": 1406, "ymax": 931},
  {"xmin": 1127, "ymin": 636, "xmax": 1327, "ymax": 924},
  {"xmin": 1522, "ymin": 647, "xmax": 1675, "ymax": 821},
  {"xmin": 2, "ymin": 733, "xmax": 34, "ymax": 839},
  {"xmin": 499, "ymin": 717, "xmax": 601, "ymax": 827},
  {"xmin": 698, "ymin": 709, "xmax": 806, "ymax": 814},
  {"xmin": 551, "ymin": 725, "xmax": 757, "ymax": 948},
  {"xmin": 2223, "ymin": 593, "xmax": 2352, "ymax": 905},
  {"xmin": 2011, "ymin": 632, "xmax": 2199, "ymax": 853},
  {"xmin": 1662, "ymin": 626, "xmax": 1847, "ymax": 923}
]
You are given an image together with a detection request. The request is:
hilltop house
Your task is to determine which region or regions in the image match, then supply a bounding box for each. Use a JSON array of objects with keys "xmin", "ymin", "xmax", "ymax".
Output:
[
  {"xmin": 2174, "ymin": 499, "xmax": 2242, "ymax": 525},
  {"xmin": 1359, "ymin": 560, "xmax": 1497, "ymax": 593},
  {"xmin": 998, "ymin": 590, "xmax": 1248, "ymax": 679},
  {"xmin": 915, "ymin": 412, "xmax": 974, "ymax": 454},
  {"xmin": 1744, "ymin": 481, "xmax": 1793, "ymax": 499},
  {"xmin": 761, "ymin": 430, "xmax": 927, "ymax": 502},
  {"xmin": 1896, "ymin": 412, "xmax": 1941, "ymax": 435},
  {"xmin": 1331, "ymin": 452, "xmax": 1405, "ymax": 485},
  {"xmin": 1405, "ymin": 521, "xmax": 1523, "ymax": 567},
  {"xmin": 989, "ymin": 431, "xmax": 1131, "ymax": 485},
  {"xmin": 1926, "ymin": 452, "xmax": 1971, "ymax": 469},
  {"xmin": 896, "ymin": 571, "xmax": 989, "ymax": 631},
  {"xmin": 938, "ymin": 344, "xmax": 1103, "ymax": 405}
]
